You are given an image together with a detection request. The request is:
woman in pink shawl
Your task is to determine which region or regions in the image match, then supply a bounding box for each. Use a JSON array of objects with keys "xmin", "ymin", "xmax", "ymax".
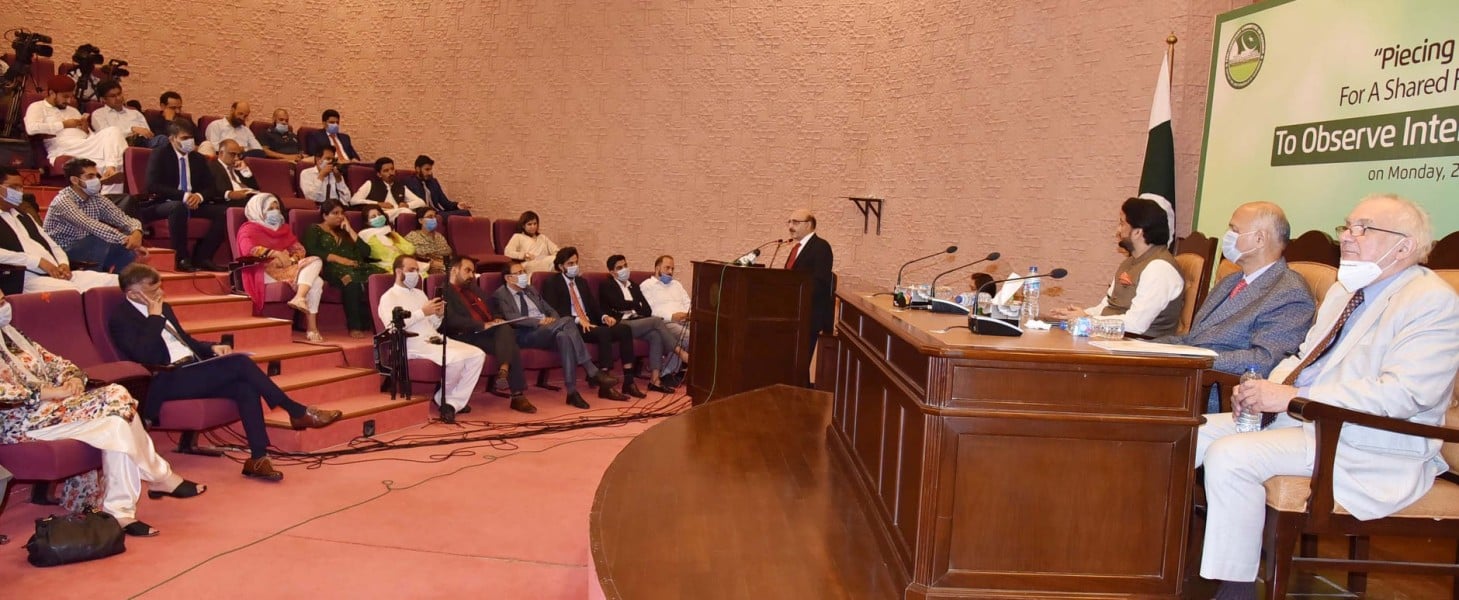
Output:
[{"xmin": 236, "ymin": 195, "xmax": 326, "ymax": 342}]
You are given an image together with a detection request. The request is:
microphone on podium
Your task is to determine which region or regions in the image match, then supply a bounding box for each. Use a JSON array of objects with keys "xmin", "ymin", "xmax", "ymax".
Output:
[
  {"xmin": 733, "ymin": 239, "xmax": 787, "ymax": 266},
  {"xmin": 964, "ymin": 268, "xmax": 1070, "ymax": 336}
]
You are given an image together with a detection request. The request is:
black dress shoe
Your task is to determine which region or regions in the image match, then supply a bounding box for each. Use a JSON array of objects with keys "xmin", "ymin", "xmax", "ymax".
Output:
[
  {"xmin": 621, "ymin": 382, "xmax": 647, "ymax": 399},
  {"xmin": 195, "ymin": 261, "xmax": 229, "ymax": 273},
  {"xmin": 647, "ymin": 381, "xmax": 675, "ymax": 394},
  {"xmin": 438, "ymin": 401, "xmax": 456, "ymax": 424},
  {"xmin": 510, "ymin": 394, "xmax": 537, "ymax": 414},
  {"xmin": 588, "ymin": 370, "xmax": 620, "ymax": 388},
  {"xmin": 566, "ymin": 392, "xmax": 590, "ymax": 409},
  {"xmin": 457, "ymin": 404, "xmax": 472, "ymax": 414},
  {"xmin": 598, "ymin": 385, "xmax": 628, "ymax": 401},
  {"xmin": 174, "ymin": 259, "xmax": 199, "ymax": 273}
]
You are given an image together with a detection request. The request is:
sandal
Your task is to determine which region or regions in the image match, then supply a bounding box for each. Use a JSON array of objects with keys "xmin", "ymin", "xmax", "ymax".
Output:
[
  {"xmin": 123, "ymin": 521, "xmax": 160, "ymax": 537},
  {"xmin": 287, "ymin": 297, "xmax": 310, "ymax": 313},
  {"xmin": 305, "ymin": 331, "xmax": 325, "ymax": 343},
  {"xmin": 147, "ymin": 480, "xmax": 206, "ymax": 500}
]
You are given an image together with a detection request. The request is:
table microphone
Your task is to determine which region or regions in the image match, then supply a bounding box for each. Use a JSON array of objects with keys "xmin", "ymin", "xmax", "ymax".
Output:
[
  {"xmin": 914, "ymin": 252, "xmax": 1000, "ymax": 305},
  {"xmin": 895, "ymin": 245, "xmax": 958, "ymax": 289},
  {"xmin": 967, "ymin": 268, "xmax": 1069, "ymax": 336}
]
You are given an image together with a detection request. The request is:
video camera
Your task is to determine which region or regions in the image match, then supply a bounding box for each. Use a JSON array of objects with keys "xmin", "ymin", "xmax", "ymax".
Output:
[
  {"xmin": 2, "ymin": 29, "xmax": 54, "ymax": 86},
  {"xmin": 391, "ymin": 306, "xmax": 411, "ymax": 329},
  {"xmin": 71, "ymin": 44, "xmax": 103, "ymax": 74}
]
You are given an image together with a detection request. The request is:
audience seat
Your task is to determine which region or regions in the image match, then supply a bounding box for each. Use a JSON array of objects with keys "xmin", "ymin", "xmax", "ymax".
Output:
[
  {"xmin": 9, "ymin": 290, "xmax": 151, "ymax": 387},
  {"xmin": 491, "ymin": 219, "xmax": 517, "ymax": 255},
  {"xmin": 196, "ymin": 115, "xmax": 221, "ymax": 136},
  {"xmin": 82, "ymin": 286, "xmax": 241, "ymax": 455},
  {"xmin": 445, "ymin": 215, "xmax": 510, "ymax": 270},
  {"xmin": 123, "ymin": 146, "xmax": 151, "ymax": 197},
  {"xmin": 345, "ymin": 165, "xmax": 372, "ymax": 193},
  {"xmin": 225, "ymin": 207, "xmax": 292, "ymax": 310},
  {"xmin": 248, "ymin": 121, "xmax": 271, "ymax": 139},
  {"xmin": 1, "ymin": 54, "xmax": 56, "ymax": 88},
  {"xmin": 395, "ymin": 211, "xmax": 419, "ymax": 235},
  {"xmin": 243, "ymin": 157, "xmax": 313, "ymax": 212},
  {"xmin": 0, "ymin": 440, "xmax": 101, "ymax": 507},
  {"xmin": 367, "ymin": 273, "xmax": 451, "ymax": 404},
  {"xmin": 297, "ymin": 126, "xmax": 321, "ymax": 155}
]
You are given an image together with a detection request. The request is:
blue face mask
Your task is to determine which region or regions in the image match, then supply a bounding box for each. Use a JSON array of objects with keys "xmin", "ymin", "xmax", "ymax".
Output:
[
  {"xmin": 369, "ymin": 215, "xmax": 387, "ymax": 228},
  {"xmin": 615, "ymin": 268, "xmax": 630, "ymax": 282},
  {"xmin": 658, "ymin": 273, "xmax": 672, "ymax": 285},
  {"xmin": 3, "ymin": 187, "xmax": 22, "ymax": 207},
  {"xmin": 565, "ymin": 265, "xmax": 580, "ymax": 278},
  {"xmin": 422, "ymin": 218, "xmax": 437, "ymax": 232},
  {"xmin": 274, "ymin": 122, "xmax": 289, "ymax": 134},
  {"xmin": 326, "ymin": 123, "xmax": 340, "ymax": 135},
  {"xmin": 263, "ymin": 209, "xmax": 284, "ymax": 228},
  {"xmin": 515, "ymin": 273, "xmax": 530, "ymax": 288}
]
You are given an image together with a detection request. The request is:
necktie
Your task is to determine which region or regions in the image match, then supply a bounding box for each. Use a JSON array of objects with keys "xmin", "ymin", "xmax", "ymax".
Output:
[
  {"xmin": 330, "ymin": 134, "xmax": 346, "ymax": 160},
  {"xmin": 785, "ymin": 241, "xmax": 802, "ymax": 269},
  {"xmin": 178, "ymin": 156, "xmax": 189, "ymax": 192},
  {"xmin": 161, "ymin": 318, "xmax": 200, "ymax": 361},
  {"xmin": 325, "ymin": 179, "xmax": 335, "ymax": 202},
  {"xmin": 1266, "ymin": 289, "xmax": 1366, "ymax": 426},
  {"xmin": 1228, "ymin": 279, "xmax": 1248, "ymax": 299},
  {"xmin": 568, "ymin": 280, "xmax": 589, "ymax": 321},
  {"xmin": 518, "ymin": 291, "xmax": 529, "ymax": 317}
]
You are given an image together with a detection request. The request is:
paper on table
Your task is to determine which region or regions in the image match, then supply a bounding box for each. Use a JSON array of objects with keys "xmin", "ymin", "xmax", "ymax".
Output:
[{"xmin": 1089, "ymin": 340, "xmax": 1218, "ymax": 357}]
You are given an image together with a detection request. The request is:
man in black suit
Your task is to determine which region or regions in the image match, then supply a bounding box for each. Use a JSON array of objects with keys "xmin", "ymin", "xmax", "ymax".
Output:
[
  {"xmin": 439, "ymin": 255, "xmax": 534, "ymax": 414},
  {"xmin": 108, "ymin": 264, "xmax": 341, "ymax": 481},
  {"xmin": 209, "ymin": 139, "xmax": 270, "ymax": 208},
  {"xmin": 304, "ymin": 109, "xmax": 361, "ymax": 164},
  {"xmin": 785, "ymin": 209, "xmax": 834, "ymax": 371},
  {"xmin": 540, "ymin": 247, "xmax": 644, "ymax": 400},
  {"xmin": 491, "ymin": 261, "xmax": 623, "ymax": 408},
  {"xmin": 140, "ymin": 119, "xmax": 229, "ymax": 272},
  {"xmin": 598, "ymin": 254, "xmax": 684, "ymax": 392}
]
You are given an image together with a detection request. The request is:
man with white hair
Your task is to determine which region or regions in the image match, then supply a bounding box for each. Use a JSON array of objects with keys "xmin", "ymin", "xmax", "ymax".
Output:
[
  {"xmin": 1195, "ymin": 194, "xmax": 1459, "ymax": 600},
  {"xmin": 209, "ymin": 139, "xmax": 274, "ymax": 208}
]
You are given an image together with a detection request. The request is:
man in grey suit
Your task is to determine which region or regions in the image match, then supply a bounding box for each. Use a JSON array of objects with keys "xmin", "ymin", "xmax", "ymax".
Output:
[
  {"xmin": 1153, "ymin": 202, "xmax": 1315, "ymax": 400},
  {"xmin": 1195, "ymin": 194, "xmax": 1459, "ymax": 600},
  {"xmin": 489, "ymin": 261, "xmax": 622, "ymax": 410}
]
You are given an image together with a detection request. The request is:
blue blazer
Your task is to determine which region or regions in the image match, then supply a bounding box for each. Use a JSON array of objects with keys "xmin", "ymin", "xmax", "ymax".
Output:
[
  {"xmin": 1154, "ymin": 258, "xmax": 1315, "ymax": 375},
  {"xmin": 403, "ymin": 177, "xmax": 462, "ymax": 213},
  {"xmin": 304, "ymin": 130, "xmax": 360, "ymax": 161}
]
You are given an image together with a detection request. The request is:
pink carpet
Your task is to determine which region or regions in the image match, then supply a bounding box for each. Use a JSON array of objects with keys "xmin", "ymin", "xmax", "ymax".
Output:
[{"xmin": 0, "ymin": 385, "xmax": 685, "ymax": 599}]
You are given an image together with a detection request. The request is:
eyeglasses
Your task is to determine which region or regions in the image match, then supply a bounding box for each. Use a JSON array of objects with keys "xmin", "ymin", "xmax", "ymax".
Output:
[
  {"xmin": 1335, "ymin": 224, "xmax": 1409, "ymax": 238},
  {"xmin": 786, "ymin": 219, "xmax": 808, "ymax": 226}
]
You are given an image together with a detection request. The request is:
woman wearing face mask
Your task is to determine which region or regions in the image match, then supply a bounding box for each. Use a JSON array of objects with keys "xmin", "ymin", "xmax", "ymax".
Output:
[
  {"xmin": 303, "ymin": 199, "xmax": 383, "ymax": 338},
  {"xmin": 404, "ymin": 208, "xmax": 453, "ymax": 274},
  {"xmin": 504, "ymin": 211, "xmax": 559, "ymax": 274},
  {"xmin": 0, "ymin": 291, "xmax": 205, "ymax": 537},
  {"xmin": 237, "ymin": 196, "xmax": 327, "ymax": 342},
  {"xmin": 358, "ymin": 206, "xmax": 416, "ymax": 270}
]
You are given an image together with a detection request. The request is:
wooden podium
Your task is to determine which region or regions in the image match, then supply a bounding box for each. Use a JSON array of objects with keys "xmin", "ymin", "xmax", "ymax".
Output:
[{"xmin": 687, "ymin": 261, "xmax": 813, "ymax": 404}]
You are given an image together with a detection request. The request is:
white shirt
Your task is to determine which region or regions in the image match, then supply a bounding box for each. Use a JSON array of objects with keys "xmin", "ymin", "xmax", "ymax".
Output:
[
  {"xmin": 23, "ymin": 100, "xmax": 87, "ymax": 153},
  {"xmin": 1084, "ymin": 257, "xmax": 1185, "ymax": 335},
  {"xmin": 377, "ymin": 284, "xmax": 442, "ymax": 352},
  {"xmin": 219, "ymin": 163, "xmax": 255, "ymax": 192},
  {"xmin": 640, "ymin": 276, "xmax": 690, "ymax": 319},
  {"xmin": 127, "ymin": 300, "xmax": 195, "ymax": 363},
  {"xmin": 786, "ymin": 232, "xmax": 816, "ymax": 266},
  {"xmin": 1242, "ymin": 261, "xmax": 1276, "ymax": 285},
  {"xmin": 205, "ymin": 119, "xmax": 263, "ymax": 151},
  {"xmin": 0, "ymin": 208, "xmax": 66, "ymax": 272},
  {"xmin": 90, "ymin": 105, "xmax": 148, "ymax": 136},
  {"xmin": 350, "ymin": 180, "xmax": 426, "ymax": 209},
  {"xmin": 299, "ymin": 167, "xmax": 350, "ymax": 204}
]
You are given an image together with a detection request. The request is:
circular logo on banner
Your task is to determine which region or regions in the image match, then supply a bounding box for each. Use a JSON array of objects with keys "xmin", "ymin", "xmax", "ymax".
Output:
[{"xmin": 1225, "ymin": 23, "xmax": 1265, "ymax": 89}]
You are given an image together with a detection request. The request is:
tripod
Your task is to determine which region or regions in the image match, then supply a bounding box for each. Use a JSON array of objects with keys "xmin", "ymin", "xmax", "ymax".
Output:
[{"xmin": 372, "ymin": 317, "xmax": 418, "ymax": 400}]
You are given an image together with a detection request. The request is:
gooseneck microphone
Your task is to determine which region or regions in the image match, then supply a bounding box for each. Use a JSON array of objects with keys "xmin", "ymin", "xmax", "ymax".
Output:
[
  {"xmin": 895, "ymin": 245, "xmax": 959, "ymax": 289},
  {"xmin": 967, "ymin": 268, "xmax": 1069, "ymax": 336},
  {"xmin": 975, "ymin": 267, "xmax": 1068, "ymax": 298},
  {"xmin": 925, "ymin": 252, "xmax": 1000, "ymax": 300},
  {"xmin": 733, "ymin": 239, "xmax": 787, "ymax": 265}
]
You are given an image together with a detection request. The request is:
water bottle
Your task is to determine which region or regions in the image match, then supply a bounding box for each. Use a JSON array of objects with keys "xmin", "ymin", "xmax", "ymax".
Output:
[
  {"xmin": 1235, "ymin": 365, "xmax": 1264, "ymax": 433},
  {"xmin": 1022, "ymin": 266, "xmax": 1040, "ymax": 324}
]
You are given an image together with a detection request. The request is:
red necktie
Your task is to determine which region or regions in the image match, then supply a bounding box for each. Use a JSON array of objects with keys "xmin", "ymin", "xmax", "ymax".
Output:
[
  {"xmin": 1265, "ymin": 289, "xmax": 1366, "ymax": 426},
  {"xmin": 784, "ymin": 242, "xmax": 801, "ymax": 269},
  {"xmin": 1228, "ymin": 279, "xmax": 1247, "ymax": 299},
  {"xmin": 568, "ymin": 279, "xmax": 589, "ymax": 322},
  {"xmin": 330, "ymin": 134, "xmax": 346, "ymax": 160}
]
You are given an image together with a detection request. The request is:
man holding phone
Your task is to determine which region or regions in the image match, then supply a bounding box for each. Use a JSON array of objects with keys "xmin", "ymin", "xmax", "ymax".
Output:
[{"xmin": 376, "ymin": 255, "xmax": 485, "ymax": 424}]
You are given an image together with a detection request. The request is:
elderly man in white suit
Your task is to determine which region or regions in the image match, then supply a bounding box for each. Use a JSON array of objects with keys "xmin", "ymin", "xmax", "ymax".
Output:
[{"xmin": 1195, "ymin": 193, "xmax": 1459, "ymax": 600}]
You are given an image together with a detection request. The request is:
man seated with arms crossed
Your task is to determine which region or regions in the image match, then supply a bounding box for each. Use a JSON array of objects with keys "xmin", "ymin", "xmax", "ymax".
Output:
[
  {"xmin": 599, "ymin": 254, "xmax": 685, "ymax": 392},
  {"xmin": 351, "ymin": 157, "xmax": 425, "ymax": 219},
  {"xmin": 1152, "ymin": 202, "xmax": 1314, "ymax": 411},
  {"xmin": 0, "ymin": 165, "xmax": 118, "ymax": 293},
  {"xmin": 38, "ymin": 161, "xmax": 145, "ymax": 276},
  {"xmin": 24, "ymin": 75, "xmax": 127, "ymax": 195},
  {"xmin": 638, "ymin": 255, "xmax": 690, "ymax": 377},
  {"xmin": 404, "ymin": 155, "xmax": 470, "ymax": 218},
  {"xmin": 109, "ymin": 264, "xmax": 342, "ymax": 481},
  {"xmin": 210, "ymin": 139, "xmax": 273, "ymax": 208},
  {"xmin": 300, "ymin": 146, "xmax": 350, "ymax": 206},
  {"xmin": 492, "ymin": 261, "xmax": 623, "ymax": 409},
  {"xmin": 1196, "ymin": 194, "xmax": 1459, "ymax": 600},
  {"xmin": 259, "ymin": 108, "xmax": 311, "ymax": 165},
  {"xmin": 440, "ymin": 256, "xmax": 534, "ymax": 414},
  {"xmin": 377, "ymin": 256, "xmax": 485, "ymax": 424},
  {"xmin": 1049, "ymin": 196, "xmax": 1184, "ymax": 337},
  {"xmin": 89, "ymin": 80, "xmax": 153, "ymax": 147},
  {"xmin": 142, "ymin": 119, "xmax": 230, "ymax": 273}
]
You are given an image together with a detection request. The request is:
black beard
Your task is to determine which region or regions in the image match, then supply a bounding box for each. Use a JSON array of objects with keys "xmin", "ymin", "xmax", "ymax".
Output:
[{"xmin": 1117, "ymin": 238, "xmax": 1134, "ymax": 254}]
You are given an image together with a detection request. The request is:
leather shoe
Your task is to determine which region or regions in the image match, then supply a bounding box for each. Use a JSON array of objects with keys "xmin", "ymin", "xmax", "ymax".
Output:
[
  {"xmin": 242, "ymin": 457, "xmax": 284, "ymax": 481},
  {"xmin": 621, "ymin": 382, "xmax": 647, "ymax": 399},
  {"xmin": 195, "ymin": 261, "xmax": 229, "ymax": 273},
  {"xmin": 598, "ymin": 385, "xmax": 628, "ymax": 402},
  {"xmin": 510, "ymin": 394, "xmax": 537, "ymax": 414},
  {"xmin": 174, "ymin": 259, "xmax": 199, "ymax": 273},
  {"xmin": 457, "ymin": 404, "xmax": 472, "ymax": 414},
  {"xmin": 438, "ymin": 401, "xmax": 456, "ymax": 424},
  {"xmin": 290, "ymin": 406, "xmax": 343, "ymax": 430},
  {"xmin": 647, "ymin": 381, "xmax": 675, "ymax": 394},
  {"xmin": 588, "ymin": 370, "xmax": 620, "ymax": 388},
  {"xmin": 566, "ymin": 392, "xmax": 590, "ymax": 409}
]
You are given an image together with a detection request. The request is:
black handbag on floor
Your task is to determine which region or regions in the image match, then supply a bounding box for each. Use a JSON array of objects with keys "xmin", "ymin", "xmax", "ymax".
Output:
[{"xmin": 25, "ymin": 509, "xmax": 126, "ymax": 567}]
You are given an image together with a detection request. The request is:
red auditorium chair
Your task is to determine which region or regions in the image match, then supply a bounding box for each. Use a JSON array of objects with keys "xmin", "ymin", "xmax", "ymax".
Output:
[
  {"xmin": 394, "ymin": 211, "xmax": 419, "ymax": 235},
  {"xmin": 243, "ymin": 157, "xmax": 313, "ymax": 212},
  {"xmin": 1, "ymin": 54, "xmax": 56, "ymax": 89},
  {"xmin": 82, "ymin": 286, "xmax": 242, "ymax": 455},
  {"xmin": 491, "ymin": 219, "xmax": 517, "ymax": 255},
  {"xmin": 248, "ymin": 121, "xmax": 271, "ymax": 139},
  {"xmin": 0, "ymin": 438, "xmax": 101, "ymax": 506},
  {"xmin": 10, "ymin": 290, "xmax": 152, "ymax": 388},
  {"xmin": 225, "ymin": 207, "xmax": 288, "ymax": 309},
  {"xmin": 297, "ymin": 126, "xmax": 321, "ymax": 155},
  {"xmin": 445, "ymin": 215, "xmax": 510, "ymax": 270},
  {"xmin": 367, "ymin": 273, "xmax": 447, "ymax": 408},
  {"xmin": 142, "ymin": 109, "xmax": 193, "ymax": 128},
  {"xmin": 477, "ymin": 271, "xmax": 565, "ymax": 391},
  {"xmin": 196, "ymin": 115, "xmax": 221, "ymax": 136},
  {"xmin": 124, "ymin": 147, "xmax": 215, "ymax": 253},
  {"xmin": 344, "ymin": 163, "xmax": 372, "ymax": 193}
]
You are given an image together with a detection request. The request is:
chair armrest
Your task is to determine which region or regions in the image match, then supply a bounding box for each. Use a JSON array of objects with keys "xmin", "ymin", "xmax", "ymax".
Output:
[
  {"xmin": 1202, "ymin": 370, "xmax": 1241, "ymax": 413},
  {"xmin": 142, "ymin": 363, "xmax": 179, "ymax": 373},
  {"xmin": 231, "ymin": 255, "xmax": 269, "ymax": 266}
]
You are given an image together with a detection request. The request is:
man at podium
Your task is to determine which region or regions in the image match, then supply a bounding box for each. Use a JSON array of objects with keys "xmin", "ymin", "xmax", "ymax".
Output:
[{"xmin": 784, "ymin": 208, "xmax": 834, "ymax": 372}]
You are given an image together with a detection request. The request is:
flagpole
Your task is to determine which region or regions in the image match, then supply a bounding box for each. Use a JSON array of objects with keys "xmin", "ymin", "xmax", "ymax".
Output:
[{"xmin": 1167, "ymin": 32, "xmax": 1178, "ymax": 235}]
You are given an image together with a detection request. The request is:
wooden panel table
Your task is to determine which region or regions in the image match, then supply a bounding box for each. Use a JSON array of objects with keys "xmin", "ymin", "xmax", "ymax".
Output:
[{"xmin": 832, "ymin": 291, "xmax": 1212, "ymax": 599}]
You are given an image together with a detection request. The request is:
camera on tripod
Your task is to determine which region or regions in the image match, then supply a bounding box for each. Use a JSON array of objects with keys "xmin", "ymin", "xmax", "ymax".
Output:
[
  {"xmin": 102, "ymin": 59, "xmax": 129, "ymax": 79},
  {"xmin": 391, "ymin": 306, "xmax": 411, "ymax": 329},
  {"xmin": 2, "ymin": 29, "xmax": 54, "ymax": 88}
]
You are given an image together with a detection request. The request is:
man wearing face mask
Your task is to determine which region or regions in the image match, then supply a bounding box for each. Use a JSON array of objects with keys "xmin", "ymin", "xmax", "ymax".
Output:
[
  {"xmin": 403, "ymin": 155, "xmax": 470, "ymax": 217},
  {"xmin": 492, "ymin": 261, "xmax": 623, "ymax": 409},
  {"xmin": 24, "ymin": 75, "xmax": 128, "ymax": 195},
  {"xmin": 304, "ymin": 109, "xmax": 361, "ymax": 164},
  {"xmin": 1151, "ymin": 202, "xmax": 1314, "ymax": 390},
  {"xmin": 377, "ymin": 256, "xmax": 485, "ymax": 424},
  {"xmin": 141, "ymin": 119, "xmax": 230, "ymax": 273},
  {"xmin": 299, "ymin": 146, "xmax": 351, "ymax": 206},
  {"xmin": 209, "ymin": 139, "xmax": 272, "ymax": 209},
  {"xmin": 350, "ymin": 157, "xmax": 425, "ymax": 219},
  {"xmin": 40, "ymin": 160, "xmax": 146, "ymax": 276},
  {"xmin": 204, "ymin": 101, "xmax": 267, "ymax": 158},
  {"xmin": 542, "ymin": 247, "xmax": 643, "ymax": 401},
  {"xmin": 258, "ymin": 108, "xmax": 310, "ymax": 164},
  {"xmin": 0, "ymin": 165, "xmax": 120, "ymax": 294},
  {"xmin": 597, "ymin": 255, "xmax": 685, "ymax": 392},
  {"xmin": 439, "ymin": 256, "xmax": 534, "ymax": 413},
  {"xmin": 1195, "ymin": 194, "xmax": 1459, "ymax": 600},
  {"xmin": 639, "ymin": 255, "xmax": 692, "ymax": 356},
  {"xmin": 1049, "ymin": 197, "xmax": 1185, "ymax": 337},
  {"xmin": 88, "ymin": 80, "xmax": 152, "ymax": 147}
]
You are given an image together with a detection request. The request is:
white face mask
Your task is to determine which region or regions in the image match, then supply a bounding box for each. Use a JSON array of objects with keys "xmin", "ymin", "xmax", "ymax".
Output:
[
  {"xmin": 515, "ymin": 273, "xmax": 530, "ymax": 288},
  {"xmin": 615, "ymin": 268, "xmax": 630, "ymax": 282},
  {"xmin": 3, "ymin": 187, "xmax": 22, "ymax": 206},
  {"xmin": 83, "ymin": 178, "xmax": 102, "ymax": 195},
  {"xmin": 1221, "ymin": 229, "xmax": 1253, "ymax": 264},
  {"xmin": 565, "ymin": 265, "xmax": 580, "ymax": 278},
  {"xmin": 1337, "ymin": 239, "xmax": 1404, "ymax": 292},
  {"xmin": 0, "ymin": 302, "xmax": 12, "ymax": 328},
  {"xmin": 263, "ymin": 209, "xmax": 284, "ymax": 228},
  {"xmin": 237, "ymin": 165, "xmax": 253, "ymax": 178},
  {"xmin": 402, "ymin": 271, "xmax": 420, "ymax": 289},
  {"xmin": 177, "ymin": 138, "xmax": 196, "ymax": 154}
]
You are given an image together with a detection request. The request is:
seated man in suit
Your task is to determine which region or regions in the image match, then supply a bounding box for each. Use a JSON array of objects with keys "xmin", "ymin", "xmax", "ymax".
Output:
[
  {"xmin": 203, "ymin": 101, "xmax": 267, "ymax": 158},
  {"xmin": 299, "ymin": 146, "xmax": 351, "ymax": 206},
  {"xmin": 350, "ymin": 157, "xmax": 425, "ymax": 219},
  {"xmin": 305, "ymin": 109, "xmax": 361, "ymax": 164},
  {"xmin": 1196, "ymin": 194, "xmax": 1459, "ymax": 600},
  {"xmin": 109, "ymin": 264, "xmax": 342, "ymax": 482},
  {"xmin": 377, "ymin": 256, "xmax": 485, "ymax": 424},
  {"xmin": 1152, "ymin": 202, "xmax": 1315, "ymax": 409},
  {"xmin": 1049, "ymin": 197, "xmax": 1185, "ymax": 337},
  {"xmin": 0, "ymin": 164, "xmax": 118, "ymax": 294},
  {"xmin": 541, "ymin": 247, "xmax": 643, "ymax": 400},
  {"xmin": 492, "ymin": 261, "xmax": 623, "ymax": 408},
  {"xmin": 404, "ymin": 155, "xmax": 470, "ymax": 218},
  {"xmin": 23, "ymin": 75, "xmax": 128, "ymax": 195},
  {"xmin": 140, "ymin": 119, "xmax": 229, "ymax": 273},
  {"xmin": 439, "ymin": 256, "xmax": 533, "ymax": 414},
  {"xmin": 210, "ymin": 139, "xmax": 274, "ymax": 208},
  {"xmin": 259, "ymin": 108, "xmax": 311, "ymax": 165},
  {"xmin": 638, "ymin": 254, "xmax": 691, "ymax": 358},
  {"xmin": 598, "ymin": 254, "xmax": 684, "ymax": 392}
]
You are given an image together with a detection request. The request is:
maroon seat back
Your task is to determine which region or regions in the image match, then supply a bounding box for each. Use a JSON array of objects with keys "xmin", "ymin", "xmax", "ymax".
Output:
[
  {"xmin": 1, "ymin": 54, "xmax": 56, "ymax": 87},
  {"xmin": 244, "ymin": 157, "xmax": 297, "ymax": 202},
  {"xmin": 581, "ymin": 272, "xmax": 610, "ymax": 303},
  {"xmin": 345, "ymin": 165, "xmax": 372, "ymax": 193},
  {"xmin": 367, "ymin": 273, "xmax": 395, "ymax": 332},
  {"xmin": 123, "ymin": 147, "xmax": 151, "ymax": 197},
  {"xmin": 530, "ymin": 271, "xmax": 553, "ymax": 292},
  {"xmin": 9, "ymin": 290, "xmax": 106, "ymax": 367},
  {"xmin": 478, "ymin": 273, "xmax": 505, "ymax": 298},
  {"xmin": 81, "ymin": 286, "xmax": 131, "ymax": 363},
  {"xmin": 248, "ymin": 121, "xmax": 271, "ymax": 139},
  {"xmin": 492, "ymin": 220, "xmax": 517, "ymax": 254},
  {"xmin": 630, "ymin": 270, "xmax": 654, "ymax": 285},
  {"xmin": 225, "ymin": 207, "xmax": 247, "ymax": 256},
  {"xmin": 423, "ymin": 273, "xmax": 445, "ymax": 299},
  {"xmin": 297, "ymin": 126, "xmax": 321, "ymax": 155},
  {"xmin": 289, "ymin": 208, "xmax": 322, "ymax": 243},
  {"xmin": 445, "ymin": 215, "xmax": 494, "ymax": 260},
  {"xmin": 395, "ymin": 211, "xmax": 419, "ymax": 235},
  {"xmin": 196, "ymin": 115, "xmax": 221, "ymax": 136}
]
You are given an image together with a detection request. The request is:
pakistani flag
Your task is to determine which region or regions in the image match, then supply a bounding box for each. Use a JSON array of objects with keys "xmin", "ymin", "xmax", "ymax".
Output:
[{"xmin": 1138, "ymin": 53, "xmax": 1175, "ymax": 244}]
